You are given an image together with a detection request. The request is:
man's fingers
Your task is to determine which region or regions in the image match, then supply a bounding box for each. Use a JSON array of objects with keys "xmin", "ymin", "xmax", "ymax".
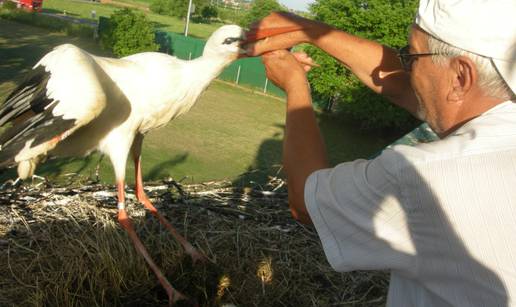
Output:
[
  {"xmin": 262, "ymin": 49, "xmax": 290, "ymax": 60},
  {"xmin": 293, "ymin": 52, "xmax": 319, "ymax": 68},
  {"xmin": 292, "ymin": 51, "xmax": 310, "ymax": 61},
  {"xmin": 262, "ymin": 50, "xmax": 317, "ymax": 73}
]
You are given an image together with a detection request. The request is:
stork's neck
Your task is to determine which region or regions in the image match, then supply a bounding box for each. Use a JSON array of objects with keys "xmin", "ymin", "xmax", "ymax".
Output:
[{"xmin": 185, "ymin": 54, "xmax": 235, "ymax": 86}]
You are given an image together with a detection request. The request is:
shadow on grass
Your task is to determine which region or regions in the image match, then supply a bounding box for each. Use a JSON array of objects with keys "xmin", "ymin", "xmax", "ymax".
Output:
[
  {"xmin": 0, "ymin": 44, "xmax": 54, "ymax": 84},
  {"xmin": 145, "ymin": 153, "xmax": 189, "ymax": 180},
  {"xmin": 232, "ymin": 112, "xmax": 400, "ymax": 189},
  {"xmin": 232, "ymin": 129, "xmax": 283, "ymax": 189}
]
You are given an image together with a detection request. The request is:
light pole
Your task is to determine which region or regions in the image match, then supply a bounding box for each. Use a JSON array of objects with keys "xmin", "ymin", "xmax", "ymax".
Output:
[{"xmin": 184, "ymin": 0, "xmax": 193, "ymax": 36}]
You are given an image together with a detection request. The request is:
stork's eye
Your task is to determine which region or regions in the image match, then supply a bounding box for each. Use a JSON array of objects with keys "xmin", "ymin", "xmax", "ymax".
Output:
[{"xmin": 223, "ymin": 37, "xmax": 241, "ymax": 45}]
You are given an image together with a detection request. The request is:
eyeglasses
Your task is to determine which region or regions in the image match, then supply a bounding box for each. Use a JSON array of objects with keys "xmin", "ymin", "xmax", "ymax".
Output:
[{"xmin": 397, "ymin": 45, "xmax": 437, "ymax": 72}]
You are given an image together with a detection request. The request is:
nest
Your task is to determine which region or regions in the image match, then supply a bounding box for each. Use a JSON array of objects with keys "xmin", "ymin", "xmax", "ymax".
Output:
[{"xmin": 0, "ymin": 176, "xmax": 388, "ymax": 306}]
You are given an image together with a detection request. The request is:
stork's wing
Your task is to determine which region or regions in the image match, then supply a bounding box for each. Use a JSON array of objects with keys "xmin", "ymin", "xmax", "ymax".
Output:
[{"xmin": 0, "ymin": 44, "xmax": 108, "ymax": 167}]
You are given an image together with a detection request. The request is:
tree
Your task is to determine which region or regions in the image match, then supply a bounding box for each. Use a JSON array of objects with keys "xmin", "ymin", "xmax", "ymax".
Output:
[
  {"xmin": 149, "ymin": 0, "xmax": 172, "ymax": 15},
  {"xmin": 239, "ymin": 0, "xmax": 285, "ymax": 27},
  {"xmin": 150, "ymin": 0, "xmax": 209, "ymax": 18},
  {"xmin": 100, "ymin": 8, "xmax": 159, "ymax": 57},
  {"xmin": 306, "ymin": 0, "xmax": 419, "ymax": 130}
]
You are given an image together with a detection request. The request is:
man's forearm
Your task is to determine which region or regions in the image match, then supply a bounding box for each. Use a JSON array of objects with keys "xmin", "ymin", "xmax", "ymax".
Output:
[
  {"xmin": 283, "ymin": 80, "xmax": 329, "ymax": 225},
  {"xmin": 307, "ymin": 23, "xmax": 418, "ymax": 114}
]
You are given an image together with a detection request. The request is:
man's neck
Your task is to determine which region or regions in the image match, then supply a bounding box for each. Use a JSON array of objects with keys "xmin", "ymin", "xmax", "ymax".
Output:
[{"xmin": 438, "ymin": 95, "xmax": 506, "ymax": 138}]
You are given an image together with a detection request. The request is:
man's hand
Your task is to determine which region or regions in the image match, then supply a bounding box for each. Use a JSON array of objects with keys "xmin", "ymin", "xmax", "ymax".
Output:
[
  {"xmin": 262, "ymin": 50, "xmax": 314, "ymax": 92},
  {"xmin": 245, "ymin": 12, "xmax": 330, "ymax": 56}
]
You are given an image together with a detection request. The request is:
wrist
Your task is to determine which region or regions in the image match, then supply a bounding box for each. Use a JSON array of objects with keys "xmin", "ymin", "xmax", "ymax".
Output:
[
  {"xmin": 285, "ymin": 79, "xmax": 311, "ymax": 105},
  {"xmin": 283, "ymin": 74, "xmax": 308, "ymax": 91}
]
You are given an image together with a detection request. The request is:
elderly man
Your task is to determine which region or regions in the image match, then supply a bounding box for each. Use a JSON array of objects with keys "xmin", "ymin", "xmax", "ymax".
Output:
[{"xmin": 245, "ymin": 1, "xmax": 515, "ymax": 306}]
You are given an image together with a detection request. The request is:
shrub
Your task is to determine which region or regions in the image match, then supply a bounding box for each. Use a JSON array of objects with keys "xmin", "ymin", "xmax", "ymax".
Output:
[
  {"xmin": 100, "ymin": 8, "xmax": 159, "ymax": 57},
  {"xmin": 217, "ymin": 6, "xmax": 245, "ymax": 24},
  {"xmin": 149, "ymin": 0, "xmax": 176, "ymax": 16},
  {"xmin": 2, "ymin": 0, "xmax": 18, "ymax": 10},
  {"xmin": 200, "ymin": 5, "xmax": 217, "ymax": 20},
  {"xmin": 149, "ymin": 0, "xmax": 210, "ymax": 18}
]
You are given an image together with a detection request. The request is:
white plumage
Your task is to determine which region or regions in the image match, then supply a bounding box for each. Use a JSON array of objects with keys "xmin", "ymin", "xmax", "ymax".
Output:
[{"xmin": 0, "ymin": 24, "xmax": 245, "ymax": 304}]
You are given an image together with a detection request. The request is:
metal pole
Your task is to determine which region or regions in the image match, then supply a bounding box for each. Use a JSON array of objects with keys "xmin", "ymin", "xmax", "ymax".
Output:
[
  {"xmin": 236, "ymin": 65, "xmax": 241, "ymax": 84},
  {"xmin": 184, "ymin": 0, "xmax": 193, "ymax": 37}
]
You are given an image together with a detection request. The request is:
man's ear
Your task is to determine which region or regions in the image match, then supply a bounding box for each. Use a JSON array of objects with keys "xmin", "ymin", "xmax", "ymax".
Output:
[{"xmin": 448, "ymin": 56, "xmax": 477, "ymax": 103}]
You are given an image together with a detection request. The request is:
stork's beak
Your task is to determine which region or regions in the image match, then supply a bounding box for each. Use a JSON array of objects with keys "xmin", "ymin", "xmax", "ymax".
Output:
[{"xmin": 237, "ymin": 34, "xmax": 247, "ymax": 57}]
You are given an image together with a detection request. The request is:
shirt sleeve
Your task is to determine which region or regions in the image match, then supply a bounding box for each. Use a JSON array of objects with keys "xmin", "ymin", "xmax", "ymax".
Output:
[{"xmin": 305, "ymin": 149, "xmax": 416, "ymax": 272}]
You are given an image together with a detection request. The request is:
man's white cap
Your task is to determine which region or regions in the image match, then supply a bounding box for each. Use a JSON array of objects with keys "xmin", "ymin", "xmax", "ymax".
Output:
[{"xmin": 415, "ymin": 0, "xmax": 516, "ymax": 96}]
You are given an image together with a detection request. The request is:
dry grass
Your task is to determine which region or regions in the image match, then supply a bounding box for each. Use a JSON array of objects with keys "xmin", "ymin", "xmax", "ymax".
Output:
[{"xmin": 0, "ymin": 176, "xmax": 388, "ymax": 307}]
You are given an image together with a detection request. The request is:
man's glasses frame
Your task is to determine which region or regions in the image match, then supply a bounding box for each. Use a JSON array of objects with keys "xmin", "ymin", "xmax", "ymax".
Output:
[{"xmin": 397, "ymin": 45, "xmax": 438, "ymax": 72}]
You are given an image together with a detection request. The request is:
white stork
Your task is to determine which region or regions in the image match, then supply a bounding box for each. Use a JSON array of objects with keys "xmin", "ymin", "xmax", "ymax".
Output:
[{"xmin": 0, "ymin": 24, "xmax": 245, "ymax": 304}]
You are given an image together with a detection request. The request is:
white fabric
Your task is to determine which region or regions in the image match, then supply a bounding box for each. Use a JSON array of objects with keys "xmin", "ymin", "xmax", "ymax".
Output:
[
  {"xmin": 305, "ymin": 101, "xmax": 516, "ymax": 306},
  {"xmin": 415, "ymin": 0, "xmax": 516, "ymax": 95}
]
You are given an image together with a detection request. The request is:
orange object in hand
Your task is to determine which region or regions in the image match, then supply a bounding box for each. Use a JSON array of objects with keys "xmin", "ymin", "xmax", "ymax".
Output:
[{"xmin": 244, "ymin": 25, "xmax": 305, "ymax": 43}]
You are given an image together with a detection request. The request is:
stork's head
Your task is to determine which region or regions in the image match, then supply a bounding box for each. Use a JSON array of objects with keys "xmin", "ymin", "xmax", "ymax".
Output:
[{"xmin": 203, "ymin": 25, "xmax": 245, "ymax": 61}]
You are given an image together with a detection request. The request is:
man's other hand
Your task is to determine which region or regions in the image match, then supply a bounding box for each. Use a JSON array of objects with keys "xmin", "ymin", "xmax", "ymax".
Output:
[{"xmin": 261, "ymin": 50, "xmax": 312, "ymax": 92}]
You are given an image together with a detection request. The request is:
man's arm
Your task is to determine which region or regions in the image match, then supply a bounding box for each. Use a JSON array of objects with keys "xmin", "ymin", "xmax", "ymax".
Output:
[
  {"xmin": 246, "ymin": 12, "xmax": 419, "ymax": 115},
  {"xmin": 262, "ymin": 51, "xmax": 329, "ymax": 225}
]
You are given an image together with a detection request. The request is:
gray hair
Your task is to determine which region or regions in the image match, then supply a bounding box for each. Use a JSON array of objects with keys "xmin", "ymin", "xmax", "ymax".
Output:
[{"xmin": 427, "ymin": 35, "xmax": 514, "ymax": 100}]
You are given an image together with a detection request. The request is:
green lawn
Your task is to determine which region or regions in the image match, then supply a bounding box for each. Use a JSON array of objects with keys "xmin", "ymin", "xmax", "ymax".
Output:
[
  {"xmin": 42, "ymin": 0, "xmax": 223, "ymax": 38},
  {"xmin": 0, "ymin": 18, "xmax": 396, "ymax": 185}
]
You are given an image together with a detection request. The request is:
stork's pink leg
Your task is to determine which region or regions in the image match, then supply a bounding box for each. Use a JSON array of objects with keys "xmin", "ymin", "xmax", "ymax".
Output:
[
  {"xmin": 134, "ymin": 157, "xmax": 207, "ymax": 263},
  {"xmin": 116, "ymin": 181, "xmax": 187, "ymax": 305}
]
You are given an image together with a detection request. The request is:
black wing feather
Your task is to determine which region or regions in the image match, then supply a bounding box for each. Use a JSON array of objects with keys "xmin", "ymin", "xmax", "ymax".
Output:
[
  {"xmin": 0, "ymin": 66, "xmax": 75, "ymax": 168},
  {"xmin": 0, "ymin": 66, "xmax": 56, "ymax": 127}
]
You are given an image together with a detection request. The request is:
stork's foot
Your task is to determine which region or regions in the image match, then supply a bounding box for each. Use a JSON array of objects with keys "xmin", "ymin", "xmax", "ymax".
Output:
[
  {"xmin": 30, "ymin": 174, "xmax": 49, "ymax": 188},
  {"xmin": 138, "ymin": 194, "xmax": 208, "ymax": 264},
  {"xmin": 164, "ymin": 284, "xmax": 188, "ymax": 306},
  {"xmin": 31, "ymin": 174, "xmax": 46, "ymax": 182},
  {"xmin": 184, "ymin": 244, "xmax": 207, "ymax": 265}
]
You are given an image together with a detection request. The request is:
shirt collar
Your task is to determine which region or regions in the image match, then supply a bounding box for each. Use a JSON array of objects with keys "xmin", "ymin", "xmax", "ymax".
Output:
[{"xmin": 451, "ymin": 100, "xmax": 516, "ymax": 137}]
